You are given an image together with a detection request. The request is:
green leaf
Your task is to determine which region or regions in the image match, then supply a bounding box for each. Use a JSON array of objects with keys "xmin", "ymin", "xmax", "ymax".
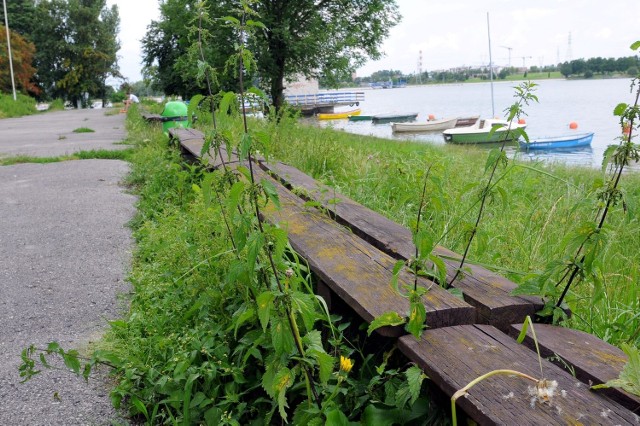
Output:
[
  {"xmin": 631, "ymin": 41, "xmax": 640, "ymax": 51},
  {"xmin": 233, "ymin": 306, "xmax": 256, "ymax": 338},
  {"xmin": 325, "ymin": 408, "xmax": 358, "ymax": 426},
  {"xmin": 367, "ymin": 311, "xmax": 405, "ymax": 336},
  {"xmin": 256, "ymin": 292, "xmax": 275, "ymax": 332},
  {"xmin": 271, "ymin": 316, "xmax": 295, "ymax": 355},
  {"xmin": 362, "ymin": 405, "xmax": 399, "ymax": 426},
  {"xmin": 406, "ymin": 297, "xmax": 427, "ymax": 338},
  {"xmin": 405, "ymin": 366, "xmax": 426, "ymax": 405},
  {"xmin": 614, "ymin": 102, "xmax": 628, "ymax": 116},
  {"xmin": 62, "ymin": 350, "xmax": 81, "ymax": 374},
  {"xmin": 391, "ymin": 260, "xmax": 405, "ymax": 293},
  {"xmin": 239, "ymin": 133, "xmax": 253, "ymax": 161},
  {"xmin": 130, "ymin": 395, "xmax": 149, "ymax": 420},
  {"xmin": 261, "ymin": 178, "xmax": 280, "ymax": 209},
  {"xmin": 592, "ymin": 343, "xmax": 640, "ymax": 396},
  {"xmin": 315, "ymin": 351, "xmax": 334, "ymax": 385},
  {"xmin": 485, "ymin": 148, "xmax": 502, "ymax": 172},
  {"xmin": 273, "ymin": 367, "xmax": 294, "ymax": 422}
]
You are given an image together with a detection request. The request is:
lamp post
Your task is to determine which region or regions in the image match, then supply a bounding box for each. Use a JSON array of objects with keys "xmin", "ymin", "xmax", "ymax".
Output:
[{"xmin": 2, "ymin": 0, "xmax": 17, "ymax": 100}]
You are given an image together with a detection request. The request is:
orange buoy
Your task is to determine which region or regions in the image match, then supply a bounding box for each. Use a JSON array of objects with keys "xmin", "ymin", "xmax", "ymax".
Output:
[
  {"xmin": 428, "ymin": 114, "xmax": 435, "ymax": 121},
  {"xmin": 569, "ymin": 121, "xmax": 578, "ymax": 129},
  {"xmin": 518, "ymin": 118, "xmax": 526, "ymax": 124}
]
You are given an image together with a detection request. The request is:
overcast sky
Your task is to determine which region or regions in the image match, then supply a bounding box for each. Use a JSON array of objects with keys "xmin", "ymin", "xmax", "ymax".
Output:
[{"xmin": 107, "ymin": 0, "xmax": 640, "ymax": 82}]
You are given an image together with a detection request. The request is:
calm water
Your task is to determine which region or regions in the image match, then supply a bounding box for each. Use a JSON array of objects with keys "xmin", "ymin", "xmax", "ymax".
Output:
[{"xmin": 314, "ymin": 78, "xmax": 637, "ymax": 169}]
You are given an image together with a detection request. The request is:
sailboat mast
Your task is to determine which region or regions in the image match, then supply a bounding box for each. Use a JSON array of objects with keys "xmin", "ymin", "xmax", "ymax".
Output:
[{"xmin": 487, "ymin": 12, "xmax": 495, "ymax": 117}]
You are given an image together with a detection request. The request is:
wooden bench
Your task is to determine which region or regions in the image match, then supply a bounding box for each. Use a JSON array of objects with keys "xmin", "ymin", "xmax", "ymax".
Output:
[
  {"xmin": 399, "ymin": 325, "xmax": 639, "ymax": 425},
  {"xmin": 141, "ymin": 113, "xmax": 163, "ymax": 123},
  {"xmin": 259, "ymin": 160, "xmax": 544, "ymax": 330},
  {"xmin": 510, "ymin": 323, "xmax": 640, "ymax": 413},
  {"xmin": 165, "ymin": 125, "xmax": 640, "ymax": 424}
]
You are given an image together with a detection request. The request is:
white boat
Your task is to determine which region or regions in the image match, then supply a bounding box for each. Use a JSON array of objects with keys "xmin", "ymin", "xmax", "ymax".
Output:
[
  {"xmin": 392, "ymin": 117, "xmax": 458, "ymax": 133},
  {"xmin": 391, "ymin": 116, "xmax": 479, "ymax": 133},
  {"xmin": 442, "ymin": 118, "xmax": 526, "ymax": 144}
]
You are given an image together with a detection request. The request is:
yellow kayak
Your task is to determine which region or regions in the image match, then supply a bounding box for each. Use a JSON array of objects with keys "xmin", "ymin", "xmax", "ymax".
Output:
[{"xmin": 317, "ymin": 108, "xmax": 361, "ymax": 120}]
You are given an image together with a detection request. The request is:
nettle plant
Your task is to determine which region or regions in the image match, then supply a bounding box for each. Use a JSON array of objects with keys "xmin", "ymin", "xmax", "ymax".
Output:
[
  {"xmin": 514, "ymin": 42, "xmax": 640, "ymax": 323},
  {"xmin": 368, "ymin": 81, "xmax": 538, "ymax": 338}
]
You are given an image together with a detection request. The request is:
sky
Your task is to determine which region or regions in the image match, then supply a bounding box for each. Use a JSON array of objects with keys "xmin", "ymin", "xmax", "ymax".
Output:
[{"xmin": 107, "ymin": 0, "xmax": 640, "ymax": 83}]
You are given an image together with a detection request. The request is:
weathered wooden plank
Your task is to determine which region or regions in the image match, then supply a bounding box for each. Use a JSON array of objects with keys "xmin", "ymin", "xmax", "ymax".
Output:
[
  {"xmin": 142, "ymin": 113, "xmax": 163, "ymax": 122},
  {"xmin": 510, "ymin": 323, "xmax": 640, "ymax": 413},
  {"xmin": 259, "ymin": 169, "xmax": 476, "ymax": 336},
  {"xmin": 167, "ymin": 128, "xmax": 239, "ymax": 169},
  {"xmin": 259, "ymin": 161, "xmax": 543, "ymax": 329},
  {"xmin": 398, "ymin": 324, "xmax": 638, "ymax": 425}
]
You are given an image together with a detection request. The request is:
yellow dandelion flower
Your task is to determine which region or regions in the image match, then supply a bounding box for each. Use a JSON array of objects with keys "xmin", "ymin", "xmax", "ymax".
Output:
[{"xmin": 339, "ymin": 355, "xmax": 354, "ymax": 373}]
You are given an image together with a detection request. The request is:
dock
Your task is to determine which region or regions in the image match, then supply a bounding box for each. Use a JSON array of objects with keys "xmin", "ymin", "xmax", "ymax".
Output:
[{"xmin": 284, "ymin": 91, "xmax": 365, "ymax": 115}]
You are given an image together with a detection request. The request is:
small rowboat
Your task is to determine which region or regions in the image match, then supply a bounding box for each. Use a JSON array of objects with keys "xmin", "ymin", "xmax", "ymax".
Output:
[
  {"xmin": 392, "ymin": 117, "xmax": 458, "ymax": 133},
  {"xmin": 348, "ymin": 115, "xmax": 373, "ymax": 121},
  {"xmin": 317, "ymin": 108, "xmax": 361, "ymax": 120},
  {"xmin": 443, "ymin": 118, "xmax": 526, "ymax": 144},
  {"xmin": 519, "ymin": 132, "xmax": 594, "ymax": 150},
  {"xmin": 372, "ymin": 112, "xmax": 419, "ymax": 124}
]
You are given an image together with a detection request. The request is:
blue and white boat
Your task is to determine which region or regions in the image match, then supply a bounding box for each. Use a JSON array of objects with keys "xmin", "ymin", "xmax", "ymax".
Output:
[{"xmin": 519, "ymin": 132, "xmax": 594, "ymax": 150}]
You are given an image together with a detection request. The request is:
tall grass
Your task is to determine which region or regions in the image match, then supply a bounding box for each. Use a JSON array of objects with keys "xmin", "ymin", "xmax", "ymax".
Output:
[
  {"xmin": 0, "ymin": 93, "xmax": 37, "ymax": 118},
  {"xmin": 213, "ymin": 112, "xmax": 640, "ymax": 347}
]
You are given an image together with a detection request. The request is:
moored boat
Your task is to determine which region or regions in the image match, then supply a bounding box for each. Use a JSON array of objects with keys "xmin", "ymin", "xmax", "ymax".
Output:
[
  {"xmin": 443, "ymin": 118, "xmax": 526, "ymax": 144},
  {"xmin": 391, "ymin": 115, "xmax": 480, "ymax": 133},
  {"xmin": 317, "ymin": 108, "xmax": 361, "ymax": 120},
  {"xmin": 519, "ymin": 132, "xmax": 594, "ymax": 150},
  {"xmin": 372, "ymin": 112, "xmax": 418, "ymax": 124},
  {"xmin": 392, "ymin": 117, "xmax": 458, "ymax": 133},
  {"xmin": 348, "ymin": 114, "xmax": 373, "ymax": 121}
]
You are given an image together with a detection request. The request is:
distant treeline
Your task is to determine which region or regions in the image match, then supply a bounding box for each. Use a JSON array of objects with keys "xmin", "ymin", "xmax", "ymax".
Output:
[{"xmin": 321, "ymin": 55, "xmax": 639, "ymax": 88}]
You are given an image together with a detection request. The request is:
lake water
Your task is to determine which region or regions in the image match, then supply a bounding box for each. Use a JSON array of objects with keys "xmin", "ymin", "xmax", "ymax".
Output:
[{"xmin": 313, "ymin": 78, "xmax": 637, "ymax": 169}]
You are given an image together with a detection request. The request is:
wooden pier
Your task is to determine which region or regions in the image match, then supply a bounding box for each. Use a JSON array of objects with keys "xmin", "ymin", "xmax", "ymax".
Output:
[
  {"xmin": 284, "ymin": 91, "xmax": 365, "ymax": 114},
  {"xmin": 165, "ymin": 125, "xmax": 640, "ymax": 424}
]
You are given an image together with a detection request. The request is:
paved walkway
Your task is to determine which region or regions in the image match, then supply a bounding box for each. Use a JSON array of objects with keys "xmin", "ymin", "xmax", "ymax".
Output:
[{"xmin": 0, "ymin": 108, "xmax": 136, "ymax": 425}]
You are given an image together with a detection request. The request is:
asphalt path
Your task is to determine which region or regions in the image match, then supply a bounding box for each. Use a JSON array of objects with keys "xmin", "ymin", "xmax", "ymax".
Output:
[{"xmin": 0, "ymin": 108, "xmax": 136, "ymax": 425}]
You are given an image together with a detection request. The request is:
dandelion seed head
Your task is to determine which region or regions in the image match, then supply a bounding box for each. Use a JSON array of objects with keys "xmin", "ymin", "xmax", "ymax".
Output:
[{"xmin": 502, "ymin": 392, "xmax": 514, "ymax": 400}]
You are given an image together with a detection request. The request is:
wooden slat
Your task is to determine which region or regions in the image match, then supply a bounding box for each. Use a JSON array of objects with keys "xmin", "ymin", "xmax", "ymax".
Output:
[
  {"xmin": 142, "ymin": 113, "xmax": 163, "ymax": 122},
  {"xmin": 510, "ymin": 323, "xmax": 640, "ymax": 413},
  {"xmin": 259, "ymin": 161, "xmax": 543, "ymax": 329},
  {"xmin": 259, "ymin": 169, "xmax": 476, "ymax": 336},
  {"xmin": 398, "ymin": 325, "xmax": 638, "ymax": 425},
  {"xmin": 167, "ymin": 128, "xmax": 239, "ymax": 169}
]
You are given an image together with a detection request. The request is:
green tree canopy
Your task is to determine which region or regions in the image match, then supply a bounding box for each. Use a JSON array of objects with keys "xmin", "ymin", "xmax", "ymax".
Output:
[
  {"xmin": 30, "ymin": 0, "xmax": 120, "ymax": 104},
  {"xmin": 0, "ymin": 0, "xmax": 36, "ymax": 39},
  {"xmin": 142, "ymin": 0, "xmax": 400, "ymax": 111}
]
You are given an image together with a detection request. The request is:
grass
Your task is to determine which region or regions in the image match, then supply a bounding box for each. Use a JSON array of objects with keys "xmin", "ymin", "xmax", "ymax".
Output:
[
  {"xmin": 0, "ymin": 148, "xmax": 134, "ymax": 166},
  {"xmin": 73, "ymin": 127, "xmax": 95, "ymax": 133},
  {"xmin": 0, "ymin": 92, "xmax": 37, "ymax": 118}
]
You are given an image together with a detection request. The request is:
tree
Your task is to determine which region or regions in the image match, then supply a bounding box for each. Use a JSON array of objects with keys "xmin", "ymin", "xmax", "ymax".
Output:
[
  {"xmin": 250, "ymin": 0, "xmax": 400, "ymax": 111},
  {"xmin": 0, "ymin": 25, "xmax": 39, "ymax": 95},
  {"xmin": 142, "ymin": 0, "xmax": 399, "ymax": 111},
  {"xmin": 0, "ymin": 0, "xmax": 36, "ymax": 39},
  {"xmin": 30, "ymin": 0, "xmax": 120, "ymax": 104}
]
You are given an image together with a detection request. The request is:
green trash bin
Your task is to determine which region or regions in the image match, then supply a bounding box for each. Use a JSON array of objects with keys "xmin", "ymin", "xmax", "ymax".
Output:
[{"xmin": 161, "ymin": 101, "xmax": 190, "ymax": 135}]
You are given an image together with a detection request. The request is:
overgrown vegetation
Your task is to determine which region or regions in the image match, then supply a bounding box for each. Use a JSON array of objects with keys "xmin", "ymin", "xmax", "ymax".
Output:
[{"xmin": 0, "ymin": 92, "xmax": 36, "ymax": 118}]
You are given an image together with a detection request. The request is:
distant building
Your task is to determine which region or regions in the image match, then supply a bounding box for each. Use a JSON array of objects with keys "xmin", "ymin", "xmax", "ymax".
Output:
[{"xmin": 284, "ymin": 76, "xmax": 319, "ymax": 96}]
